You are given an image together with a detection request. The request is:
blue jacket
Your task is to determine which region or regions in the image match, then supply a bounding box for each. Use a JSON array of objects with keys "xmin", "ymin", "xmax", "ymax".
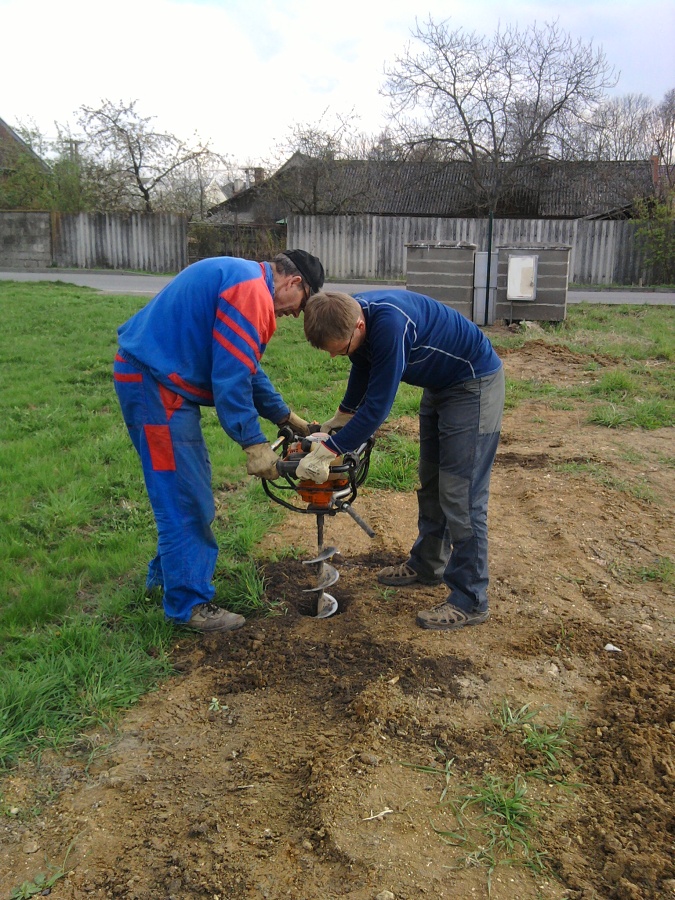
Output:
[
  {"xmin": 325, "ymin": 290, "xmax": 503, "ymax": 455},
  {"xmin": 117, "ymin": 257, "xmax": 288, "ymax": 447}
]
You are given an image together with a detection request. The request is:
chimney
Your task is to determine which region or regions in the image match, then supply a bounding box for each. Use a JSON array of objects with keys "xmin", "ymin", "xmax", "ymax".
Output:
[{"xmin": 254, "ymin": 167, "xmax": 266, "ymax": 184}]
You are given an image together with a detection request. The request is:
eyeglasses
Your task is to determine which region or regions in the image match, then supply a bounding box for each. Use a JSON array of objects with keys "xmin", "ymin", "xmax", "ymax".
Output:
[{"xmin": 333, "ymin": 328, "xmax": 355, "ymax": 357}]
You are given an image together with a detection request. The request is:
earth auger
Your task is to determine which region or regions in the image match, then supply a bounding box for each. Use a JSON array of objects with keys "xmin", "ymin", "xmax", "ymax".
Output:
[{"xmin": 262, "ymin": 426, "xmax": 375, "ymax": 618}]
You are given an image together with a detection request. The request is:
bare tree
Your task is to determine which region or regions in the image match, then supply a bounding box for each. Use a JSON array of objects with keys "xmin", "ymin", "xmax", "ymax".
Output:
[
  {"xmin": 76, "ymin": 99, "xmax": 215, "ymax": 212},
  {"xmin": 383, "ymin": 18, "xmax": 617, "ymax": 212},
  {"xmin": 152, "ymin": 151, "xmax": 235, "ymax": 219},
  {"xmin": 561, "ymin": 94, "xmax": 655, "ymax": 161},
  {"xmin": 263, "ymin": 111, "xmax": 377, "ymax": 215},
  {"xmin": 651, "ymin": 89, "xmax": 675, "ymax": 189}
]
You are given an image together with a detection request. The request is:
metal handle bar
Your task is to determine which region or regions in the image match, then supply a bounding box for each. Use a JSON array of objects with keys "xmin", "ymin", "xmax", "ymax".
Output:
[{"xmin": 275, "ymin": 454, "xmax": 359, "ymax": 479}]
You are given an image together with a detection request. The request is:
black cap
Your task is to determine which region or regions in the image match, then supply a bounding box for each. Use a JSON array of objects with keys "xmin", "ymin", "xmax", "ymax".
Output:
[{"xmin": 283, "ymin": 249, "xmax": 325, "ymax": 295}]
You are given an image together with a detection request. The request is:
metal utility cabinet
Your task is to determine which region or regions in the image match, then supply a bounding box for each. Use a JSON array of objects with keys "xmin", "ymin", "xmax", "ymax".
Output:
[
  {"xmin": 406, "ymin": 240, "xmax": 571, "ymax": 325},
  {"xmin": 405, "ymin": 242, "xmax": 477, "ymax": 321},
  {"xmin": 495, "ymin": 244, "xmax": 571, "ymax": 323}
]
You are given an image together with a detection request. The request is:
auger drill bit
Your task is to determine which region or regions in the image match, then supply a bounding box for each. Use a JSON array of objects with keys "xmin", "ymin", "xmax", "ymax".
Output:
[{"xmin": 301, "ymin": 512, "xmax": 339, "ymax": 618}]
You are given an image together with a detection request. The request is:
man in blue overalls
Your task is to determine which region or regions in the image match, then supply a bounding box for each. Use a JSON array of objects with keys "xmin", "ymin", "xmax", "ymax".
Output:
[
  {"xmin": 114, "ymin": 250, "xmax": 324, "ymax": 633},
  {"xmin": 300, "ymin": 289, "xmax": 504, "ymax": 631}
]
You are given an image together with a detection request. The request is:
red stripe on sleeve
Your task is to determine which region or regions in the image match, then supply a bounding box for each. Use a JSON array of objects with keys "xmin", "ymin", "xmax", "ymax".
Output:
[
  {"xmin": 215, "ymin": 308, "xmax": 261, "ymax": 361},
  {"xmin": 213, "ymin": 330, "xmax": 256, "ymax": 373},
  {"xmin": 143, "ymin": 425, "xmax": 176, "ymax": 471},
  {"xmin": 219, "ymin": 275, "xmax": 276, "ymax": 345}
]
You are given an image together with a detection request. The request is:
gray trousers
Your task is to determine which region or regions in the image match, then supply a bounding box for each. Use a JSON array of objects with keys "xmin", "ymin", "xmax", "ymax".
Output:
[{"xmin": 408, "ymin": 366, "xmax": 504, "ymax": 613}]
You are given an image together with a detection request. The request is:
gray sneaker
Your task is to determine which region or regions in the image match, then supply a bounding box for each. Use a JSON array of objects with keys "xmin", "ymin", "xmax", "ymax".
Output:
[
  {"xmin": 184, "ymin": 603, "xmax": 246, "ymax": 634},
  {"xmin": 416, "ymin": 600, "xmax": 489, "ymax": 631},
  {"xmin": 377, "ymin": 561, "xmax": 441, "ymax": 587}
]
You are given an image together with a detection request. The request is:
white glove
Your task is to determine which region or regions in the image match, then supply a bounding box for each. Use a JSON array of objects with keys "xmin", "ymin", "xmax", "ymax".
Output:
[
  {"xmin": 321, "ymin": 410, "xmax": 354, "ymax": 432},
  {"xmin": 296, "ymin": 442, "xmax": 339, "ymax": 483},
  {"xmin": 244, "ymin": 442, "xmax": 280, "ymax": 480},
  {"xmin": 278, "ymin": 410, "xmax": 311, "ymax": 437}
]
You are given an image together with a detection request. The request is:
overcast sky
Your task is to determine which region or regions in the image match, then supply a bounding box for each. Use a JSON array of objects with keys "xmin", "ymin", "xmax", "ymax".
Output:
[{"xmin": 2, "ymin": 0, "xmax": 674, "ymax": 165}]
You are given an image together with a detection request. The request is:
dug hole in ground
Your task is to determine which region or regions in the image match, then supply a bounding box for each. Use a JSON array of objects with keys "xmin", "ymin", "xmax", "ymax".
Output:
[{"xmin": 2, "ymin": 336, "xmax": 674, "ymax": 900}]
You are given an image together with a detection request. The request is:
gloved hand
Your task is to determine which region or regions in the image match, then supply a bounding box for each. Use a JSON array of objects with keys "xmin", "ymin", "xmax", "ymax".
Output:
[
  {"xmin": 244, "ymin": 442, "xmax": 280, "ymax": 480},
  {"xmin": 321, "ymin": 409, "xmax": 354, "ymax": 432},
  {"xmin": 296, "ymin": 442, "xmax": 339, "ymax": 483},
  {"xmin": 278, "ymin": 410, "xmax": 311, "ymax": 437}
]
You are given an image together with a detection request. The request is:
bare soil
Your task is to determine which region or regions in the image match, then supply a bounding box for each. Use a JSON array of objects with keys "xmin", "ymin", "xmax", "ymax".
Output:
[{"xmin": 2, "ymin": 338, "xmax": 674, "ymax": 900}]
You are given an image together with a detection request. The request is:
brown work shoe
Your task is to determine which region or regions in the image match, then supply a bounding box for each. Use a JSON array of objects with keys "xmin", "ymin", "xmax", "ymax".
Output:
[
  {"xmin": 416, "ymin": 601, "xmax": 489, "ymax": 631},
  {"xmin": 184, "ymin": 603, "xmax": 246, "ymax": 634},
  {"xmin": 377, "ymin": 562, "xmax": 441, "ymax": 587}
]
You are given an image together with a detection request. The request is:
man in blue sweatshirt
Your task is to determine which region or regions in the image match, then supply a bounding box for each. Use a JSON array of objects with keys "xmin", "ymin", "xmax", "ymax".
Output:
[
  {"xmin": 114, "ymin": 250, "xmax": 324, "ymax": 634},
  {"xmin": 300, "ymin": 290, "xmax": 504, "ymax": 631}
]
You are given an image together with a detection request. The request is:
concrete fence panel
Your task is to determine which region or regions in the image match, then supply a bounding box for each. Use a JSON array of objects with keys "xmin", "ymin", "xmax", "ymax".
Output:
[{"xmin": 288, "ymin": 214, "xmax": 649, "ymax": 285}]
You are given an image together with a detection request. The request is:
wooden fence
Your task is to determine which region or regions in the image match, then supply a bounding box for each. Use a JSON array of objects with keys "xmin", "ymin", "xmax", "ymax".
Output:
[{"xmin": 288, "ymin": 214, "xmax": 651, "ymax": 285}]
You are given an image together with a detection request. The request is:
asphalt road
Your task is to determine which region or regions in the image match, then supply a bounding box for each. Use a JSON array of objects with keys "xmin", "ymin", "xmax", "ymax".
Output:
[{"xmin": 1, "ymin": 268, "xmax": 673, "ymax": 305}]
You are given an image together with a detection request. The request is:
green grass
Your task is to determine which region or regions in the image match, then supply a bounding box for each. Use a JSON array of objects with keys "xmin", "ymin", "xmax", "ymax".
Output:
[
  {"xmin": 521, "ymin": 714, "xmax": 576, "ymax": 772},
  {"xmin": 407, "ymin": 701, "xmax": 579, "ymax": 892},
  {"xmin": 554, "ymin": 459, "xmax": 657, "ymax": 503},
  {"xmin": 628, "ymin": 556, "xmax": 675, "ymax": 586},
  {"xmin": 497, "ymin": 304, "xmax": 675, "ymax": 428},
  {"xmin": 545, "ymin": 303, "xmax": 675, "ymax": 361},
  {"xmin": 0, "ymin": 596, "xmax": 174, "ymax": 769},
  {"xmin": 492, "ymin": 699, "xmax": 540, "ymax": 733},
  {"xmin": 367, "ymin": 432, "xmax": 419, "ymax": 490},
  {"xmin": 435, "ymin": 773, "xmax": 549, "ymax": 881}
]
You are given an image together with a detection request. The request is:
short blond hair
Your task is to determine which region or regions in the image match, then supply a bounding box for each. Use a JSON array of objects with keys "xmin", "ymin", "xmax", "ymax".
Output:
[{"xmin": 304, "ymin": 292, "xmax": 362, "ymax": 349}]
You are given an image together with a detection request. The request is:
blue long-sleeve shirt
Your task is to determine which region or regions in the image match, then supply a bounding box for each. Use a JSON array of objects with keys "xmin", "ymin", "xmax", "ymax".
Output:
[
  {"xmin": 117, "ymin": 257, "xmax": 289, "ymax": 447},
  {"xmin": 325, "ymin": 290, "xmax": 503, "ymax": 455}
]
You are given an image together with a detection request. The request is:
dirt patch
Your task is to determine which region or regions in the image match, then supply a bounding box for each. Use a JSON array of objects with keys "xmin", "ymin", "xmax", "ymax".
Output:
[{"xmin": 2, "ymin": 341, "xmax": 674, "ymax": 900}]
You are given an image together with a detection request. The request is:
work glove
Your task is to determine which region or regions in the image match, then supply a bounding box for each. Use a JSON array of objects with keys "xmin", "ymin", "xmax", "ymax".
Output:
[
  {"xmin": 277, "ymin": 410, "xmax": 311, "ymax": 437},
  {"xmin": 244, "ymin": 442, "xmax": 280, "ymax": 480},
  {"xmin": 321, "ymin": 409, "xmax": 354, "ymax": 432},
  {"xmin": 296, "ymin": 442, "xmax": 340, "ymax": 483}
]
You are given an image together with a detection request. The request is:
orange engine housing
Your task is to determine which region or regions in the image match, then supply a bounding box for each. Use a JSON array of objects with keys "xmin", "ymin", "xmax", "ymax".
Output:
[
  {"xmin": 296, "ymin": 478, "xmax": 349, "ymax": 508},
  {"xmin": 283, "ymin": 440, "xmax": 348, "ymax": 507}
]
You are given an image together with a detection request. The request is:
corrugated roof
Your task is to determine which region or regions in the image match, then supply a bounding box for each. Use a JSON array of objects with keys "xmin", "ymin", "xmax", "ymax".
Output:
[{"xmin": 209, "ymin": 155, "xmax": 655, "ymax": 221}]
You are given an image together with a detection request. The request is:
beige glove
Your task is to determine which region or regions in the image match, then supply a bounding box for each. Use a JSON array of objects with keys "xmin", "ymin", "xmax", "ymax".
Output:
[
  {"xmin": 296, "ymin": 442, "xmax": 339, "ymax": 483},
  {"xmin": 321, "ymin": 409, "xmax": 354, "ymax": 432},
  {"xmin": 278, "ymin": 410, "xmax": 311, "ymax": 437},
  {"xmin": 244, "ymin": 442, "xmax": 279, "ymax": 480}
]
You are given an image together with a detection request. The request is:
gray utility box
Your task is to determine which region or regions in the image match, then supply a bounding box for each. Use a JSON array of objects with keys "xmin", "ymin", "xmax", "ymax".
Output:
[
  {"xmin": 405, "ymin": 242, "xmax": 477, "ymax": 321},
  {"xmin": 495, "ymin": 244, "xmax": 571, "ymax": 323}
]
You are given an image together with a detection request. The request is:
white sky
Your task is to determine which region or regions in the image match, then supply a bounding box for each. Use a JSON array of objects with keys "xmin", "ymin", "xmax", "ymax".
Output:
[{"xmin": 2, "ymin": 0, "xmax": 674, "ymax": 166}]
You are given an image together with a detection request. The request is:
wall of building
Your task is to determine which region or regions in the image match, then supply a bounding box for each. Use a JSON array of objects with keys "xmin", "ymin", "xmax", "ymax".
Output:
[{"xmin": 0, "ymin": 211, "xmax": 52, "ymax": 267}]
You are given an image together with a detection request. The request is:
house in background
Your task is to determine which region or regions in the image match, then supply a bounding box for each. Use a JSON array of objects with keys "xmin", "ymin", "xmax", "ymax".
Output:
[
  {"xmin": 206, "ymin": 151, "xmax": 660, "ymax": 225},
  {"xmin": 0, "ymin": 116, "xmax": 49, "ymax": 177},
  {"xmin": 202, "ymin": 167, "xmax": 267, "ymax": 211}
]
